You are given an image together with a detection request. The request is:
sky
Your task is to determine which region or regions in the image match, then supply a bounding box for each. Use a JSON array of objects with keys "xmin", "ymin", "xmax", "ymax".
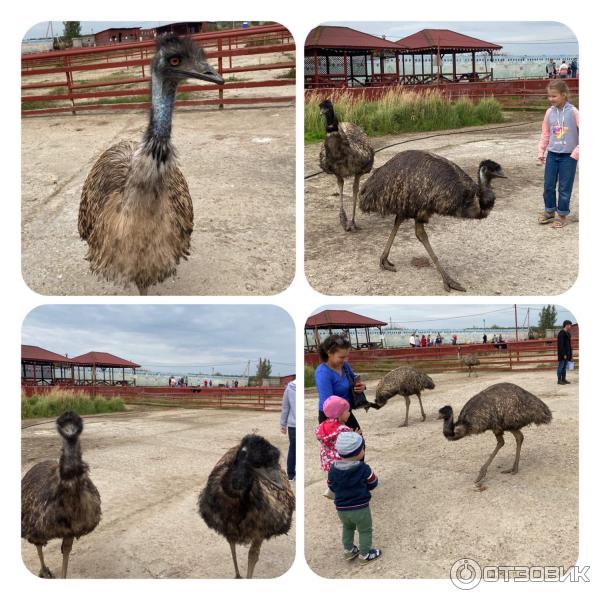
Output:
[
  {"xmin": 22, "ymin": 305, "xmax": 295, "ymax": 375},
  {"xmin": 324, "ymin": 21, "xmax": 578, "ymax": 56},
  {"xmin": 311, "ymin": 304, "xmax": 576, "ymax": 330}
]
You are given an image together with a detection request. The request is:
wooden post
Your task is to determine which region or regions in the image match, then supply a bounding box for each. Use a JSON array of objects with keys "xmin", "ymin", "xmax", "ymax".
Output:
[
  {"xmin": 64, "ymin": 56, "xmax": 76, "ymax": 115},
  {"xmin": 313, "ymin": 49, "xmax": 318, "ymax": 86},
  {"xmin": 452, "ymin": 52, "xmax": 457, "ymax": 82},
  {"xmin": 228, "ymin": 36, "xmax": 232, "ymax": 69},
  {"xmin": 343, "ymin": 51, "xmax": 348, "ymax": 87},
  {"xmin": 395, "ymin": 53, "xmax": 400, "ymax": 84},
  {"xmin": 140, "ymin": 48, "xmax": 145, "ymax": 78},
  {"xmin": 217, "ymin": 37, "xmax": 224, "ymax": 109},
  {"xmin": 472, "ymin": 51, "xmax": 476, "ymax": 79},
  {"xmin": 490, "ymin": 50, "xmax": 494, "ymax": 81}
]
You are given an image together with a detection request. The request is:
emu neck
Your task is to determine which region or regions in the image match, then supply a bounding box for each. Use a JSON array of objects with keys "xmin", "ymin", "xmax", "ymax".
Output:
[
  {"xmin": 442, "ymin": 415, "xmax": 456, "ymax": 439},
  {"xmin": 142, "ymin": 72, "xmax": 178, "ymax": 162},
  {"xmin": 324, "ymin": 110, "xmax": 339, "ymax": 133},
  {"xmin": 477, "ymin": 173, "xmax": 496, "ymax": 215},
  {"xmin": 59, "ymin": 438, "xmax": 85, "ymax": 480}
]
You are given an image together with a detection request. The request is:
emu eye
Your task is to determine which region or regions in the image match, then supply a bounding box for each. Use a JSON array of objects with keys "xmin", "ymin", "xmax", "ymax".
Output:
[{"xmin": 169, "ymin": 57, "xmax": 181, "ymax": 66}]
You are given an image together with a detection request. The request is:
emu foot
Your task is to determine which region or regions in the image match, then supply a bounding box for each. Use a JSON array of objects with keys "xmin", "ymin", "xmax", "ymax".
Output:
[
  {"xmin": 501, "ymin": 467, "xmax": 518, "ymax": 475},
  {"xmin": 339, "ymin": 208, "xmax": 348, "ymax": 230},
  {"xmin": 38, "ymin": 566, "xmax": 54, "ymax": 579},
  {"xmin": 399, "ymin": 422, "xmax": 408, "ymax": 428},
  {"xmin": 474, "ymin": 469, "xmax": 487, "ymax": 484},
  {"xmin": 380, "ymin": 257, "xmax": 396, "ymax": 272},
  {"xmin": 442, "ymin": 275, "xmax": 466, "ymax": 293},
  {"xmin": 421, "ymin": 415, "xmax": 426, "ymax": 422},
  {"xmin": 346, "ymin": 220, "xmax": 361, "ymax": 232}
]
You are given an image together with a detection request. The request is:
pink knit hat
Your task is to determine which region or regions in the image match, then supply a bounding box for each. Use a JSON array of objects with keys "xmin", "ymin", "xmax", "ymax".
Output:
[{"xmin": 323, "ymin": 396, "xmax": 350, "ymax": 418}]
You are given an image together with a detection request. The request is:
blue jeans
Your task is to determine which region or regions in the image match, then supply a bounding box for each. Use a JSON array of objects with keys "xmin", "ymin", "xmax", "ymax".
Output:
[
  {"xmin": 287, "ymin": 427, "xmax": 296, "ymax": 480},
  {"xmin": 544, "ymin": 151, "xmax": 578, "ymax": 216},
  {"xmin": 557, "ymin": 359, "xmax": 568, "ymax": 381}
]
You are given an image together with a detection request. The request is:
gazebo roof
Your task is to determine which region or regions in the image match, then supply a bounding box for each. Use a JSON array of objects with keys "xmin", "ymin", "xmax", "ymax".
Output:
[
  {"xmin": 21, "ymin": 344, "xmax": 74, "ymax": 364},
  {"xmin": 71, "ymin": 352, "xmax": 141, "ymax": 368},
  {"xmin": 306, "ymin": 310, "xmax": 387, "ymax": 329},
  {"xmin": 395, "ymin": 29, "xmax": 502, "ymax": 53},
  {"xmin": 305, "ymin": 26, "xmax": 402, "ymax": 52}
]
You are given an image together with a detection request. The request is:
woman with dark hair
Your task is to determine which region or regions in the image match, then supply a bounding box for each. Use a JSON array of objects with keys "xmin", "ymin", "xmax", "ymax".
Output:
[{"xmin": 315, "ymin": 334, "xmax": 366, "ymax": 432}]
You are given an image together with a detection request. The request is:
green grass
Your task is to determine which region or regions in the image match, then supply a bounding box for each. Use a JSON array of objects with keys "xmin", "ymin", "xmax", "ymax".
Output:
[
  {"xmin": 275, "ymin": 68, "xmax": 296, "ymax": 79},
  {"xmin": 22, "ymin": 389, "xmax": 126, "ymax": 419},
  {"xmin": 304, "ymin": 365, "xmax": 315, "ymax": 388},
  {"xmin": 305, "ymin": 89, "xmax": 505, "ymax": 143}
]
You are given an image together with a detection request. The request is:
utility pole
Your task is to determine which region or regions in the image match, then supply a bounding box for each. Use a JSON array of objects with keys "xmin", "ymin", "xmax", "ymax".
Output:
[{"xmin": 514, "ymin": 304, "xmax": 519, "ymax": 342}]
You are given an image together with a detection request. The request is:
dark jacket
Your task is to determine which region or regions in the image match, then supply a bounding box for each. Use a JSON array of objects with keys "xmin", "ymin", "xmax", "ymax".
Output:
[
  {"xmin": 557, "ymin": 329, "xmax": 572, "ymax": 361},
  {"xmin": 327, "ymin": 461, "xmax": 378, "ymax": 511}
]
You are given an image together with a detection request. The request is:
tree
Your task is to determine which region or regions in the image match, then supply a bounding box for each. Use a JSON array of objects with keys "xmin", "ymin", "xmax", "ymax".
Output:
[
  {"xmin": 536, "ymin": 305, "xmax": 557, "ymax": 336},
  {"xmin": 62, "ymin": 21, "xmax": 81, "ymax": 47},
  {"xmin": 256, "ymin": 358, "xmax": 272, "ymax": 380}
]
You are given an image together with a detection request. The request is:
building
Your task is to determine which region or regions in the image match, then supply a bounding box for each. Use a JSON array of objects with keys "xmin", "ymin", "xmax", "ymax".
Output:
[
  {"xmin": 94, "ymin": 27, "xmax": 141, "ymax": 46},
  {"xmin": 72, "ymin": 35, "xmax": 95, "ymax": 48},
  {"xmin": 155, "ymin": 22, "xmax": 211, "ymax": 36}
]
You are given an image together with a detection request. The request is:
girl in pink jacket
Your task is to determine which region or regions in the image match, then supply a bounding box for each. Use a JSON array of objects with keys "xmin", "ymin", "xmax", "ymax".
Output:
[{"xmin": 537, "ymin": 80, "xmax": 579, "ymax": 229}]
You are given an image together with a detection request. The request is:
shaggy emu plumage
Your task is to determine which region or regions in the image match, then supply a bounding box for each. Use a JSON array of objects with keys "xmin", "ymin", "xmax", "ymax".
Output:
[
  {"xmin": 319, "ymin": 99, "xmax": 374, "ymax": 231},
  {"xmin": 359, "ymin": 150, "xmax": 506, "ymax": 292},
  {"xmin": 21, "ymin": 412, "xmax": 101, "ymax": 578},
  {"xmin": 79, "ymin": 35, "xmax": 224, "ymax": 295},
  {"xmin": 439, "ymin": 382, "xmax": 552, "ymax": 484},
  {"xmin": 198, "ymin": 434, "xmax": 295, "ymax": 579},
  {"xmin": 462, "ymin": 354, "xmax": 481, "ymax": 377},
  {"xmin": 371, "ymin": 366, "xmax": 435, "ymax": 427}
]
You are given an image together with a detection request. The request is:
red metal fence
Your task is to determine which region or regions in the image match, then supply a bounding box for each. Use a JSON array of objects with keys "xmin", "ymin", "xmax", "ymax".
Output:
[
  {"xmin": 305, "ymin": 339, "xmax": 579, "ymax": 375},
  {"xmin": 21, "ymin": 384, "xmax": 285, "ymax": 412},
  {"xmin": 22, "ymin": 24, "xmax": 295, "ymax": 116}
]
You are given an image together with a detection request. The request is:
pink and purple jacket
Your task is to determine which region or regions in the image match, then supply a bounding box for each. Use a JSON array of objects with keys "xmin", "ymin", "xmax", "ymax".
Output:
[
  {"xmin": 538, "ymin": 102, "xmax": 579, "ymax": 160},
  {"xmin": 315, "ymin": 418, "xmax": 352, "ymax": 472}
]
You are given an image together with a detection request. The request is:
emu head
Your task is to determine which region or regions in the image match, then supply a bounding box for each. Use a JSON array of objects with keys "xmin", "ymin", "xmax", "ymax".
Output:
[
  {"xmin": 319, "ymin": 99, "xmax": 338, "ymax": 132},
  {"xmin": 231, "ymin": 434, "xmax": 284, "ymax": 491},
  {"xmin": 152, "ymin": 35, "xmax": 224, "ymax": 85},
  {"xmin": 319, "ymin": 98, "xmax": 334, "ymax": 116},
  {"xmin": 56, "ymin": 411, "xmax": 84, "ymax": 442},
  {"xmin": 478, "ymin": 160, "xmax": 506, "ymax": 186},
  {"xmin": 438, "ymin": 405, "xmax": 453, "ymax": 421}
]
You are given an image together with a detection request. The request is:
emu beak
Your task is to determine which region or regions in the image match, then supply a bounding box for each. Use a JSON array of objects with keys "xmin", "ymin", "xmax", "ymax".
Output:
[
  {"xmin": 253, "ymin": 466, "xmax": 285, "ymax": 489},
  {"xmin": 187, "ymin": 63, "xmax": 224, "ymax": 85},
  {"xmin": 495, "ymin": 169, "xmax": 507, "ymax": 178}
]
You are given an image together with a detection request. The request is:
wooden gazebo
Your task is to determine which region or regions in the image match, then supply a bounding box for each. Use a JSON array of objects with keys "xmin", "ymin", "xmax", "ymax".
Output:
[
  {"xmin": 305, "ymin": 25, "xmax": 403, "ymax": 88},
  {"xmin": 70, "ymin": 351, "xmax": 140, "ymax": 386},
  {"xmin": 21, "ymin": 345, "xmax": 75, "ymax": 386},
  {"xmin": 305, "ymin": 310, "xmax": 387, "ymax": 352},
  {"xmin": 394, "ymin": 29, "xmax": 502, "ymax": 83}
]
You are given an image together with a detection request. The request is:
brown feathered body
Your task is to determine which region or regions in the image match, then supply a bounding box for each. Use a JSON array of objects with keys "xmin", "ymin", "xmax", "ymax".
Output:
[
  {"xmin": 79, "ymin": 140, "xmax": 193, "ymax": 292},
  {"xmin": 442, "ymin": 383, "xmax": 552, "ymax": 440},
  {"xmin": 21, "ymin": 412, "xmax": 101, "ymax": 547},
  {"xmin": 319, "ymin": 122, "xmax": 374, "ymax": 179},
  {"xmin": 374, "ymin": 366, "xmax": 435, "ymax": 407},
  {"xmin": 359, "ymin": 150, "xmax": 495, "ymax": 221},
  {"xmin": 462, "ymin": 354, "xmax": 481, "ymax": 368},
  {"xmin": 198, "ymin": 437, "xmax": 295, "ymax": 545}
]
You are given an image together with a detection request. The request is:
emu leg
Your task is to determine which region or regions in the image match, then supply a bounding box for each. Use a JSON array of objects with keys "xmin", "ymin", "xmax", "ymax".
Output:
[
  {"xmin": 60, "ymin": 536, "xmax": 74, "ymax": 579},
  {"xmin": 414, "ymin": 221, "xmax": 466, "ymax": 292},
  {"xmin": 246, "ymin": 539, "xmax": 262, "ymax": 579},
  {"xmin": 348, "ymin": 175, "xmax": 361, "ymax": 231},
  {"xmin": 475, "ymin": 432, "xmax": 505, "ymax": 483},
  {"xmin": 36, "ymin": 544, "xmax": 54, "ymax": 578},
  {"xmin": 502, "ymin": 430, "xmax": 524, "ymax": 475},
  {"xmin": 416, "ymin": 392, "xmax": 426, "ymax": 421},
  {"xmin": 229, "ymin": 541, "xmax": 242, "ymax": 579},
  {"xmin": 400, "ymin": 395, "xmax": 410, "ymax": 427},
  {"xmin": 468, "ymin": 366, "xmax": 472, "ymax": 377},
  {"xmin": 137, "ymin": 284, "xmax": 148, "ymax": 296},
  {"xmin": 380, "ymin": 215, "xmax": 403, "ymax": 271},
  {"xmin": 337, "ymin": 176, "xmax": 348, "ymax": 230}
]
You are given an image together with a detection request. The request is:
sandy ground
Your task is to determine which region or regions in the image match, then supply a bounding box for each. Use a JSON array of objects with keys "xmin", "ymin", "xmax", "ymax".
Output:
[
  {"xmin": 21, "ymin": 105, "xmax": 295, "ymax": 295},
  {"xmin": 305, "ymin": 369, "xmax": 578, "ymax": 578},
  {"xmin": 305, "ymin": 117, "xmax": 579, "ymax": 296},
  {"xmin": 21, "ymin": 408, "xmax": 295, "ymax": 578}
]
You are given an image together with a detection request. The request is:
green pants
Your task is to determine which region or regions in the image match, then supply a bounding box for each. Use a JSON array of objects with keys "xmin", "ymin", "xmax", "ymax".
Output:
[{"xmin": 337, "ymin": 507, "xmax": 372, "ymax": 555}]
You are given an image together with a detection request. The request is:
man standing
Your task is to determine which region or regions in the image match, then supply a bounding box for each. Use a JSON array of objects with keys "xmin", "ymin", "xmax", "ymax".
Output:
[
  {"xmin": 409, "ymin": 333, "xmax": 416, "ymax": 348},
  {"xmin": 483, "ymin": 333, "xmax": 488, "ymax": 344},
  {"xmin": 557, "ymin": 320, "xmax": 573, "ymax": 385},
  {"xmin": 280, "ymin": 378, "xmax": 296, "ymax": 481}
]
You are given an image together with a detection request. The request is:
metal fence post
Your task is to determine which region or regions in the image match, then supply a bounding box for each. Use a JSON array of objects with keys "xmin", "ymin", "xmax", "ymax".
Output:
[{"xmin": 217, "ymin": 38, "xmax": 224, "ymax": 109}]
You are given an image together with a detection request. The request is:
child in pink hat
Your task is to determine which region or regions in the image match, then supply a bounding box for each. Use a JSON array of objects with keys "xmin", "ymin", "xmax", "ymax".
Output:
[{"xmin": 315, "ymin": 396, "xmax": 352, "ymax": 497}]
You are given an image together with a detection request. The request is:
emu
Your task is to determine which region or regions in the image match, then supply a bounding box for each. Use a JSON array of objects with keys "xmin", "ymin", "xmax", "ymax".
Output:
[
  {"xmin": 319, "ymin": 99, "xmax": 374, "ymax": 231},
  {"xmin": 371, "ymin": 366, "xmax": 435, "ymax": 427},
  {"xmin": 359, "ymin": 150, "xmax": 506, "ymax": 292},
  {"xmin": 462, "ymin": 354, "xmax": 481, "ymax": 377},
  {"xmin": 79, "ymin": 35, "xmax": 224, "ymax": 295},
  {"xmin": 439, "ymin": 382, "xmax": 552, "ymax": 484},
  {"xmin": 198, "ymin": 434, "xmax": 295, "ymax": 579},
  {"xmin": 21, "ymin": 412, "xmax": 101, "ymax": 578}
]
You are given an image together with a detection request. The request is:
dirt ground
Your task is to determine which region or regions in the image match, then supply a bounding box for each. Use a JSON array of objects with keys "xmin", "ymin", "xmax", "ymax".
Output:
[
  {"xmin": 305, "ymin": 369, "xmax": 578, "ymax": 578},
  {"xmin": 21, "ymin": 105, "xmax": 295, "ymax": 295},
  {"xmin": 21, "ymin": 408, "xmax": 295, "ymax": 578},
  {"xmin": 305, "ymin": 117, "xmax": 579, "ymax": 296}
]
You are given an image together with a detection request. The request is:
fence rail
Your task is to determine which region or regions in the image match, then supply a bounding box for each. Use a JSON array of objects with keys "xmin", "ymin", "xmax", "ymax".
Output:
[
  {"xmin": 21, "ymin": 385, "xmax": 285, "ymax": 412},
  {"xmin": 22, "ymin": 24, "xmax": 295, "ymax": 116}
]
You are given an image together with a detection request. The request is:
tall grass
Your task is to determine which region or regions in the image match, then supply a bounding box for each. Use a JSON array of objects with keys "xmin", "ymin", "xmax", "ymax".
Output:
[
  {"xmin": 304, "ymin": 365, "xmax": 316, "ymax": 388},
  {"xmin": 22, "ymin": 389, "xmax": 126, "ymax": 419},
  {"xmin": 305, "ymin": 89, "xmax": 504, "ymax": 143}
]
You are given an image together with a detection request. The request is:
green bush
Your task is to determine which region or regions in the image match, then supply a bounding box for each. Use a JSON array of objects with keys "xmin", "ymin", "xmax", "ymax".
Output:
[
  {"xmin": 22, "ymin": 389, "xmax": 126, "ymax": 419},
  {"xmin": 304, "ymin": 365, "xmax": 315, "ymax": 388}
]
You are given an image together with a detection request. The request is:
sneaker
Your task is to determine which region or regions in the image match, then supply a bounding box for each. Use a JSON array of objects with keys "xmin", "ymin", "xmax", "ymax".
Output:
[
  {"xmin": 359, "ymin": 548, "xmax": 382, "ymax": 564},
  {"xmin": 564, "ymin": 380, "xmax": 571, "ymax": 384},
  {"xmin": 343, "ymin": 545, "xmax": 359, "ymax": 561},
  {"xmin": 323, "ymin": 487, "xmax": 335, "ymax": 499},
  {"xmin": 557, "ymin": 381, "xmax": 565, "ymax": 385}
]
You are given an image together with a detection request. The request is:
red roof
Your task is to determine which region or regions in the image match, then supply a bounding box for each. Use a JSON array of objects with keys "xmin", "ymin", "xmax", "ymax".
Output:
[
  {"xmin": 306, "ymin": 310, "xmax": 387, "ymax": 329},
  {"xmin": 70, "ymin": 352, "xmax": 141, "ymax": 368},
  {"xmin": 395, "ymin": 29, "xmax": 501, "ymax": 53},
  {"xmin": 21, "ymin": 345, "xmax": 74, "ymax": 364},
  {"xmin": 305, "ymin": 26, "xmax": 402, "ymax": 51}
]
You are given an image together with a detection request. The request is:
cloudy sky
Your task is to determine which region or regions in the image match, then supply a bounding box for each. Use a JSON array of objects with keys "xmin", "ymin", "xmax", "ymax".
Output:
[
  {"xmin": 324, "ymin": 21, "xmax": 578, "ymax": 55},
  {"xmin": 22, "ymin": 305, "xmax": 294, "ymax": 375},
  {"xmin": 312, "ymin": 304, "xmax": 576, "ymax": 330}
]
